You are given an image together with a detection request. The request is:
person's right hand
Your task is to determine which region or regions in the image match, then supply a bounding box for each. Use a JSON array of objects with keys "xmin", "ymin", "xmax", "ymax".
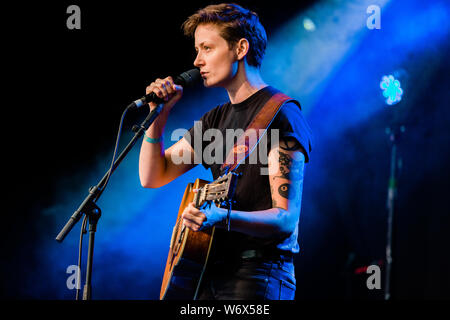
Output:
[{"xmin": 145, "ymin": 76, "xmax": 183, "ymax": 112}]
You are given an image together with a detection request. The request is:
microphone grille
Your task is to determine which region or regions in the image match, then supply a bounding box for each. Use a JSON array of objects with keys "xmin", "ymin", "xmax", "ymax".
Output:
[{"xmin": 176, "ymin": 69, "xmax": 201, "ymax": 87}]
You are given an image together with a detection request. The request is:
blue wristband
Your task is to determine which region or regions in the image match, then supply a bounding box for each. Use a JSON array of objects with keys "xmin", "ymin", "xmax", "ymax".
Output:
[{"xmin": 144, "ymin": 133, "xmax": 163, "ymax": 144}]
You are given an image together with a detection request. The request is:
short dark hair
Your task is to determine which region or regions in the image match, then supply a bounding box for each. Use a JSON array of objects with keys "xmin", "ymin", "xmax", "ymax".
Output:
[{"xmin": 182, "ymin": 3, "xmax": 267, "ymax": 68}]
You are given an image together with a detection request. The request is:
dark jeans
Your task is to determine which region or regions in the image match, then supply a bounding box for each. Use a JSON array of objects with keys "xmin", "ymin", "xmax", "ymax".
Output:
[{"xmin": 197, "ymin": 256, "xmax": 296, "ymax": 300}]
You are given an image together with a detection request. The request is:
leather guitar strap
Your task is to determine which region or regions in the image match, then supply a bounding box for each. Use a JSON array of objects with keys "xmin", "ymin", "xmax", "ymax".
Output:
[{"xmin": 220, "ymin": 92, "xmax": 300, "ymax": 175}]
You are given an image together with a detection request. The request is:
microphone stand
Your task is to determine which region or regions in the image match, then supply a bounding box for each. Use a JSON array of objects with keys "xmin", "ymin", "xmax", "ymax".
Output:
[
  {"xmin": 55, "ymin": 104, "xmax": 163, "ymax": 300},
  {"xmin": 384, "ymin": 124, "xmax": 404, "ymax": 300}
]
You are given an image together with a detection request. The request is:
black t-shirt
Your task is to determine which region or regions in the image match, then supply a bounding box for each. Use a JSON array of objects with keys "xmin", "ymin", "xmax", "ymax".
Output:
[{"xmin": 183, "ymin": 86, "xmax": 313, "ymax": 256}]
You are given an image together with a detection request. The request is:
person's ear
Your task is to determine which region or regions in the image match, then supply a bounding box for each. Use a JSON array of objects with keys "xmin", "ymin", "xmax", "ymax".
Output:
[{"xmin": 235, "ymin": 38, "xmax": 249, "ymax": 61}]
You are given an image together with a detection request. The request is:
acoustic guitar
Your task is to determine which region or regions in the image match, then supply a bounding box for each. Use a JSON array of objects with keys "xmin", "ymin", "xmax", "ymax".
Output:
[{"xmin": 160, "ymin": 171, "xmax": 238, "ymax": 300}]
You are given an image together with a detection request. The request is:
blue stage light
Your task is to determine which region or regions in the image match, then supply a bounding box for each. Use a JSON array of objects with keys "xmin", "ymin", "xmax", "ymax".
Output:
[
  {"xmin": 380, "ymin": 75, "xmax": 403, "ymax": 106},
  {"xmin": 303, "ymin": 17, "xmax": 316, "ymax": 31}
]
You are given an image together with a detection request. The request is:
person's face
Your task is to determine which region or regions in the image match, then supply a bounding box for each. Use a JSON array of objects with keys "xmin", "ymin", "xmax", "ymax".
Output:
[{"xmin": 193, "ymin": 23, "xmax": 238, "ymax": 88}]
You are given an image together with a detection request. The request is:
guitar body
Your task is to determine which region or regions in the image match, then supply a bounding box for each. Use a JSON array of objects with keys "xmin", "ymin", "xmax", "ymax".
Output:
[{"xmin": 160, "ymin": 178, "xmax": 215, "ymax": 300}]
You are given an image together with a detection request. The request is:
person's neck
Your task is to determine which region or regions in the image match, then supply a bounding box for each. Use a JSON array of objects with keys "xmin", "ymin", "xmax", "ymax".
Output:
[{"xmin": 226, "ymin": 65, "xmax": 268, "ymax": 104}]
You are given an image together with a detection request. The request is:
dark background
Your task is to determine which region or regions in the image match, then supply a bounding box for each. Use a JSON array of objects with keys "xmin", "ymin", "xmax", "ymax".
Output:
[{"xmin": 2, "ymin": 0, "xmax": 449, "ymax": 301}]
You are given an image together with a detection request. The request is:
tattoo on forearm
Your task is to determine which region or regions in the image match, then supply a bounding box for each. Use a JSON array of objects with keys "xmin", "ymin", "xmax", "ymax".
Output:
[
  {"xmin": 278, "ymin": 183, "xmax": 289, "ymax": 198},
  {"xmin": 278, "ymin": 151, "xmax": 291, "ymax": 179},
  {"xmin": 280, "ymin": 137, "xmax": 301, "ymax": 151},
  {"xmin": 278, "ymin": 182, "xmax": 302, "ymax": 200},
  {"xmin": 270, "ymin": 183, "xmax": 278, "ymax": 207},
  {"xmin": 270, "ymin": 141, "xmax": 305, "ymax": 206},
  {"xmin": 275, "ymin": 151, "xmax": 303, "ymax": 182}
]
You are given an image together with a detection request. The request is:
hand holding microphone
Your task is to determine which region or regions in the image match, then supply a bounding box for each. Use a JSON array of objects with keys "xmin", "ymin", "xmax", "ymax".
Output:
[
  {"xmin": 131, "ymin": 69, "xmax": 201, "ymax": 112},
  {"xmin": 146, "ymin": 77, "xmax": 184, "ymax": 112}
]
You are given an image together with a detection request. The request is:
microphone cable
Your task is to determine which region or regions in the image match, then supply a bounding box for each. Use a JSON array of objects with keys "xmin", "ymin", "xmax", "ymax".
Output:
[{"xmin": 75, "ymin": 103, "xmax": 133, "ymax": 299}]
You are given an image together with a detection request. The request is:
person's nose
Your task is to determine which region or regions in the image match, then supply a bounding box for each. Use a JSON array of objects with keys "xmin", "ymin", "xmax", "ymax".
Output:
[{"xmin": 193, "ymin": 51, "xmax": 204, "ymax": 68}]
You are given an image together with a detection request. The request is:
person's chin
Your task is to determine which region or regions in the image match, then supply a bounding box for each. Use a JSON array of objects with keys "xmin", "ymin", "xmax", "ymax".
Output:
[
  {"xmin": 204, "ymin": 76, "xmax": 228, "ymax": 88},
  {"xmin": 203, "ymin": 78, "xmax": 218, "ymax": 88}
]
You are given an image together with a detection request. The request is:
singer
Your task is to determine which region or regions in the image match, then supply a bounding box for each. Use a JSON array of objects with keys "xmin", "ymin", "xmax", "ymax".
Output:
[{"xmin": 139, "ymin": 3, "xmax": 313, "ymax": 300}]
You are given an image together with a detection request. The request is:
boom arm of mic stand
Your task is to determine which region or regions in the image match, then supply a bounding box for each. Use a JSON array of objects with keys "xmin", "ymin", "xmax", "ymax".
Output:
[{"xmin": 55, "ymin": 104, "xmax": 163, "ymax": 243}]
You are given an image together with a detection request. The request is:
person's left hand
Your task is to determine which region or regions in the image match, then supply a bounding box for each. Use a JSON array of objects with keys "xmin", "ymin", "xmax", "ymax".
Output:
[{"xmin": 181, "ymin": 200, "xmax": 225, "ymax": 232}]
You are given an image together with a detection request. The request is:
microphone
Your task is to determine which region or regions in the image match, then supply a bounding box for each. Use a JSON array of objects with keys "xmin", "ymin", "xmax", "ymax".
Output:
[{"xmin": 130, "ymin": 69, "xmax": 201, "ymax": 109}]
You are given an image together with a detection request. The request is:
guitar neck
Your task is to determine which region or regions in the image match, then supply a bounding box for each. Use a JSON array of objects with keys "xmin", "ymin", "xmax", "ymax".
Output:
[{"xmin": 193, "ymin": 172, "xmax": 240, "ymax": 209}]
